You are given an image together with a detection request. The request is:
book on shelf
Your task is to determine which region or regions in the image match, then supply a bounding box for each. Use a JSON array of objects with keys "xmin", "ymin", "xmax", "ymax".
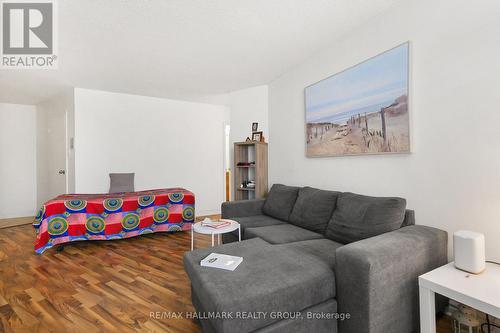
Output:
[
  {"xmin": 200, "ymin": 253, "xmax": 243, "ymax": 271},
  {"xmin": 236, "ymin": 161, "xmax": 255, "ymax": 167}
]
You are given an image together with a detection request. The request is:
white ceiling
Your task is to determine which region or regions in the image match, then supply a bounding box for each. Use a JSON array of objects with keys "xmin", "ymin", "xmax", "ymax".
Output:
[{"xmin": 0, "ymin": 0, "xmax": 404, "ymax": 105}]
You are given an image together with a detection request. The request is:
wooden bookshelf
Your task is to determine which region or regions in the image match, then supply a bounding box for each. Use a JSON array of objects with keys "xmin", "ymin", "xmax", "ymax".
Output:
[{"xmin": 233, "ymin": 141, "xmax": 268, "ymax": 200}]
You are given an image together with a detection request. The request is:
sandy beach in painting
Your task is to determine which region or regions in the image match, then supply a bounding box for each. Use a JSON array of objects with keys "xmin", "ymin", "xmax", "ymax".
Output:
[
  {"xmin": 305, "ymin": 43, "xmax": 410, "ymax": 157},
  {"xmin": 307, "ymin": 95, "xmax": 409, "ymax": 156}
]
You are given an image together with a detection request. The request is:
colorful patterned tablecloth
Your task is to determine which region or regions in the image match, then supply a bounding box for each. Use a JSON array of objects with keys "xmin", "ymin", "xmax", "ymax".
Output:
[{"xmin": 33, "ymin": 188, "xmax": 195, "ymax": 253}]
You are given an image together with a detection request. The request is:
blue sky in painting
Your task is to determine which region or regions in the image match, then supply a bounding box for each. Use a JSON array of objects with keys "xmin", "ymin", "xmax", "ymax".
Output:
[{"xmin": 305, "ymin": 43, "xmax": 408, "ymax": 124}]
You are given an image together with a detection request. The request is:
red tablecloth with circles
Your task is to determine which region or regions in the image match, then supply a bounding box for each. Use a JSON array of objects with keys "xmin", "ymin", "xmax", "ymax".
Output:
[{"xmin": 33, "ymin": 188, "xmax": 195, "ymax": 253}]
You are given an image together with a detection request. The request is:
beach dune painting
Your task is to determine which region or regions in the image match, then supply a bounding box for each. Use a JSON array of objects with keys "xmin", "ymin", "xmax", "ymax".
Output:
[{"xmin": 305, "ymin": 43, "xmax": 410, "ymax": 157}]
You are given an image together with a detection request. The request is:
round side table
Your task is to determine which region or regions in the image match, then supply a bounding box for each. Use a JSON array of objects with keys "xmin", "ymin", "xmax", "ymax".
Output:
[{"xmin": 191, "ymin": 219, "xmax": 241, "ymax": 251}]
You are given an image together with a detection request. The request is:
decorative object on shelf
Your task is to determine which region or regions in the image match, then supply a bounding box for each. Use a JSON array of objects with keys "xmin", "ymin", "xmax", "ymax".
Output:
[
  {"xmin": 453, "ymin": 230, "xmax": 486, "ymax": 274},
  {"xmin": 305, "ymin": 42, "xmax": 410, "ymax": 157},
  {"xmin": 252, "ymin": 122, "xmax": 258, "ymax": 132},
  {"xmin": 245, "ymin": 137, "xmax": 251, "ymax": 142},
  {"xmin": 240, "ymin": 180, "xmax": 255, "ymax": 189},
  {"xmin": 252, "ymin": 131, "xmax": 263, "ymax": 142}
]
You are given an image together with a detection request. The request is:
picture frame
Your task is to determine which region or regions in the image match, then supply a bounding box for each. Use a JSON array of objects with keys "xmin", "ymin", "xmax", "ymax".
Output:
[
  {"xmin": 252, "ymin": 131, "xmax": 263, "ymax": 142},
  {"xmin": 305, "ymin": 42, "xmax": 410, "ymax": 157},
  {"xmin": 252, "ymin": 122, "xmax": 258, "ymax": 132}
]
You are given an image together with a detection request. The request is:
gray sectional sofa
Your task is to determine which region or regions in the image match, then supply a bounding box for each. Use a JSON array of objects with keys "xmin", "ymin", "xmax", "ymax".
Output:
[{"xmin": 184, "ymin": 184, "xmax": 448, "ymax": 333}]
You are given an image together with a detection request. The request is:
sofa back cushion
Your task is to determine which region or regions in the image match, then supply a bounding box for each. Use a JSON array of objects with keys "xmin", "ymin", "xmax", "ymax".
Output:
[
  {"xmin": 263, "ymin": 184, "xmax": 300, "ymax": 221},
  {"xmin": 289, "ymin": 187, "xmax": 340, "ymax": 233},
  {"xmin": 325, "ymin": 192, "xmax": 406, "ymax": 244}
]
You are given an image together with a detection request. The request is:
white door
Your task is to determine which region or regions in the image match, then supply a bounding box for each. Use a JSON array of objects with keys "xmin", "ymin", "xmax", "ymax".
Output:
[{"xmin": 45, "ymin": 109, "xmax": 67, "ymax": 199}]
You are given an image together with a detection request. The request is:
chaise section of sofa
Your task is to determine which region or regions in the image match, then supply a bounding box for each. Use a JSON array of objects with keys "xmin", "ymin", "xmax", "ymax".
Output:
[{"xmin": 184, "ymin": 238, "xmax": 338, "ymax": 333}]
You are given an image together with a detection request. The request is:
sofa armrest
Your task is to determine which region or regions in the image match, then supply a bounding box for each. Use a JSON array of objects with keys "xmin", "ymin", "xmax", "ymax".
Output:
[
  {"xmin": 221, "ymin": 199, "xmax": 266, "ymax": 218},
  {"xmin": 335, "ymin": 225, "xmax": 448, "ymax": 333}
]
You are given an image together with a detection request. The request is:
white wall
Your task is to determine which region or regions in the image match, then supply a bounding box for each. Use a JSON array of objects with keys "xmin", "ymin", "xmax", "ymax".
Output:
[
  {"xmin": 74, "ymin": 88, "xmax": 229, "ymax": 215},
  {"xmin": 0, "ymin": 103, "xmax": 36, "ymax": 219},
  {"xmin": 268, "ymin": 0, "xmax": 500, "ymax": 261},
  {"xmin": 228, "ymin": 85, "xmax": 269, "ymax": 145}
]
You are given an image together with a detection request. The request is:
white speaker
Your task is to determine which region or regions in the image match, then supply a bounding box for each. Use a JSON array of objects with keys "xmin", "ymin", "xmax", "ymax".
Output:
[{"xmin": 453, "ymin": 230, "xmax": 485, "ymax": 274}]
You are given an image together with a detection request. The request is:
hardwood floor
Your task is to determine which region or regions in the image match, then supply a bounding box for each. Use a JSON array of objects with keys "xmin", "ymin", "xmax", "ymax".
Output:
[
  {"xmin": 0, "ymin": 215, "xmax": 453, "ymax": 333},
  {"xmin": 0, "ymin": 217, "xmax": 33, "ymax": 229},
  {"xmin": 0, "ymin": 216, "xmax": 217, "ymax": 333}
]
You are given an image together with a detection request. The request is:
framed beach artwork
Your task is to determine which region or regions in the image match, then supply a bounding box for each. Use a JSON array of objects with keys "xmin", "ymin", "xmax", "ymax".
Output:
[{"xmin": 305, "ymin": 42, "xmax": 410, "ymax": 157}]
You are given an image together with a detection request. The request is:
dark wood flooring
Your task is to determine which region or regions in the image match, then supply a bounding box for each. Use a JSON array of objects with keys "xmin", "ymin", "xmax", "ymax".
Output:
[{"xmin": 0, "ymin": 216, "xmax": 452, "ymax": 333}]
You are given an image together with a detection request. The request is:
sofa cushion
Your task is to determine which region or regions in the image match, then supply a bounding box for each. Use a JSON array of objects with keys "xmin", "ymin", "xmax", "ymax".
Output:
[
  {"xmin": 262, "ymin": 184, "xmax": 299, "ymax": 221},
  {"xmin": 245, "ymin": 224, "xmax": 323, "ymax": 244},
  {"xmin": 289, "ymin": 187, "xmax": 340, "ymax": 233},
  {"xmin": 222, "ymin": 215, "xmax": 286, "ymax": 244},
  {"xmin": 232, "ymin": 215, "xmax": 285, "ymax": 238},
  {"xmin": 184, "ymin": 238, "xmax": 336, "ymax": 333},
  {"xmin": 276, "ymin": 238, "xmax": 343, "ymax": 270},
  {"xmin": 325, "ymin": 192, "xmax": 406, "ymax": 244}
]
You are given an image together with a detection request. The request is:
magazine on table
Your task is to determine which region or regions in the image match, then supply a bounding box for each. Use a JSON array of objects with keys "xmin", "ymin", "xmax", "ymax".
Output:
[{"xmin": 201, "ymin": 218, "xmax": 231, "ymax": 229}]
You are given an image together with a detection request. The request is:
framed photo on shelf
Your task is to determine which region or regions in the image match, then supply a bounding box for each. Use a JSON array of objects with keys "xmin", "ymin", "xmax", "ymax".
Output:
[
  {"xmin": 252, "ymin": 122, "xmax": 259, "ymax": 132},
  {"xmin": 252, "ymin": 131, "xmax": 263, "ymax": 142}
]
